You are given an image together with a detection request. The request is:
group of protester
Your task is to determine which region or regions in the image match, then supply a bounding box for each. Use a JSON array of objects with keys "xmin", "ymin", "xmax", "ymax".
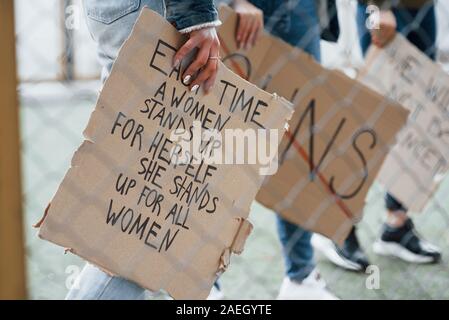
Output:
[{"xmin": 66, "ymin": 0, "xmax": 442, "ymax": 300}]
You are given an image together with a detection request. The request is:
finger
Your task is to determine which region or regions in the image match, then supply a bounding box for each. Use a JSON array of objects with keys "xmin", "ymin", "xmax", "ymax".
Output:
[
  {"xmin": 190, "ymin": 59, "xmax": 218, "ymax": 91},
  {"xmin": 237, "ymin": 15, "xmax": 250, "ymax": 49},
  {"xmin": 247, "ymin": 19, "xmax": 261, "ymax": 48},
  {"xmin": 189, "ymin": 59, "xmax": 218, "ymax": 92},
  {"xmin": 182, "ymin": 42, "xmax": 211, "ymax": 85},
  {"xmin": 190, "ymin": 45, "xmax": 219, "ymax": 92},
  {"xmin": 253, "ymin": 15, "xmax": 264, "ymax": 46},
  {"xmin": 372, "ymin": 36, "xmax": 382, "ymax": 47},
  {"xmin": 173, "ymin": 36, "xmax": 201, "ymax": 67},
  {"xmin": 370, "ymin": 31, "xmax": 381, "ymax": 46},
  {"xmin": 242, "ymin": 16, "xmax": 256, "ymax": 49},
  {"xmin": 204, "ymin": 69, "xmax": 218, "ymax": 94}
]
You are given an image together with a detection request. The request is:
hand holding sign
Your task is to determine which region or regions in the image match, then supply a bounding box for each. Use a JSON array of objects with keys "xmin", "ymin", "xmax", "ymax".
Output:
[
  {"xmin": 173, "ymin": 28, "xmax": 220, "ymax": 93},
  {"xmin": 371, "ymin": 10, "xmax": 397, "ymax": 48},
  {"xmin": 232, "ymin": 0, "xmax": 264, "ymax": 50}
]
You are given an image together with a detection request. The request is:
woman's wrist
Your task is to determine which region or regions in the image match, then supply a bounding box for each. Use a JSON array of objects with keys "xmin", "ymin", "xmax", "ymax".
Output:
[{"xmin": 179, "ymin": 20, "xmax": 222, "ymax": 34}]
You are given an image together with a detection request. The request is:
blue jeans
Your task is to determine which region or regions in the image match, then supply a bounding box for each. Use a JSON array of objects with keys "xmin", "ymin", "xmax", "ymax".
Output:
[
  {"xmin": 66, "ymin": 264, "xmax": 148, "ymax": 300},
  {"xmin": 83, "ymin": 0, "xmax": 165, "ymax": 82},
  {"xmin": 67, "ymin": 0, "xmax": 167, "ymax": 300},
  {"xmin": 250, "ymin": 0, "xmax": 320, "ymax": 282},
  {"xmin": 356, "ymin": 3, "xmax": 436, "ymax": 213}
]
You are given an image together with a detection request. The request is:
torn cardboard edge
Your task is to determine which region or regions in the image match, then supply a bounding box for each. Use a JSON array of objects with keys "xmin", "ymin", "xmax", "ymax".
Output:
[
  {"xmin": 33, "ymin": 202, "xmax": 51, "ymax": 228},
  {"xmin": 32, "ymin": 139, "xmax": 95, "ymax": 229},
  {"xmin": 217, "ymin": 217, "xmax": 253, "ymax": 275}
]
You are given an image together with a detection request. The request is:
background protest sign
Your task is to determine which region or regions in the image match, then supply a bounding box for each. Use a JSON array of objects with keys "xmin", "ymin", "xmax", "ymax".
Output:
[
  {"xmin": 37, "ymin": 9, "xmax": 292, "ymax": 299},
  {"xmin": 358, "ymin": 34, "xmax": 449, "ymax": 212},
  {"xmin": 218, "ymin": 6, "xmax": 409, "ymax": 244}
]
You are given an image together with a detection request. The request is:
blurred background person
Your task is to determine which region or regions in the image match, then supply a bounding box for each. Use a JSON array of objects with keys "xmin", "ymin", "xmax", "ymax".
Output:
[
  {"xmin": 313, "ymin": 0, "xmax": 442, "ymax": 273},
  {"xmin": 220, "ymin": 0, "xmax": 340, "ymax": 300}
]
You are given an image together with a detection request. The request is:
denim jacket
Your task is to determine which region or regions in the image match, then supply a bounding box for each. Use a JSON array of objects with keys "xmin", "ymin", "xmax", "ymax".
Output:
[
  {"xmin": 83, "ymin": 0, "xmax": 219, "ymax": 32},
  {"xmin": 83, "ymin": 0, "xmax": 220, "ymax": 81},
  {"xmin": 165, "ymin": 0, "xmax": 220, "ymax": 32}
]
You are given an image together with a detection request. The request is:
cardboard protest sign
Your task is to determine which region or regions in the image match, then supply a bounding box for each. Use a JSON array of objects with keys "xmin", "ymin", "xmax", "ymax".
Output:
[
  {"xmin": 358, "ymin": 34, "xmax": 449, "ymax": 212},
  {"xmin": 37, "ymin": 8, "xmax": 292, "ymax": 299},
  {"xmin": 218, "ymin": 6, "xmax": 409, "ymax": 244}
]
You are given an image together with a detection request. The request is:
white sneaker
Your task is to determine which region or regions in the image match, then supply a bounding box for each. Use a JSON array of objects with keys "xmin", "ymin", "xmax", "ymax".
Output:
[
  {"xmin": 312, "ymin": 232, "xmax": 369, "ymax": 271},
  {"xmin": 207, "ymin": 284, "xmax": 225, "ymax": 300},
  {"xmin": 277, "ymin": 269, "xmax": 339, "ymax": 300}
]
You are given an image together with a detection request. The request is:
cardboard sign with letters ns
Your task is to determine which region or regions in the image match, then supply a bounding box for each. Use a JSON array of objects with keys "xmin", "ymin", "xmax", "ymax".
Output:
[
  {"xmin": 358, "ymin": 34, "xmax": 449, "ymax": 212},
  {"xmin": 37, "ymin": 8, "xmax": 292, "ymax": 299},
  {"xmin": 218, "ymin": 6, "xmax": 409, "ymax": 244}
]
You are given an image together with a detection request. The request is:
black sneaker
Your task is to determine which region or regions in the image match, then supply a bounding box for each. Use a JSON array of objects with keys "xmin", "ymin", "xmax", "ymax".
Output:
[
  {"xmin": 373, "ymin": 218, "xmax": 441, "ymax": 263},
  {"xmin": 312, "ymin": 226, "xmax": 370, "ymax": 272}
]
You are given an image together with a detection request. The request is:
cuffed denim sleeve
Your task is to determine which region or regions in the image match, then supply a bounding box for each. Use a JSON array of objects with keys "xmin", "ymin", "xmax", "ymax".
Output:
[{"xmin": 165, "ymin": 0, "xmax": 220, "ymax": 31}]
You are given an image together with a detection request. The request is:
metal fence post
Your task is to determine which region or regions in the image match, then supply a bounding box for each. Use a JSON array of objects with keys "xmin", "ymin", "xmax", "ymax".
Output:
[{"xmin": 0, "ymin": 0, "xmax": 27, "ymax": 299}]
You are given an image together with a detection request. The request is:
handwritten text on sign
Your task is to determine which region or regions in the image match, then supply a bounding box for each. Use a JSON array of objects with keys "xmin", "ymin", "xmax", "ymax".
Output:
[{"xmin": 359, "ymin": 34, "xmax": 449, "ymax": 212}]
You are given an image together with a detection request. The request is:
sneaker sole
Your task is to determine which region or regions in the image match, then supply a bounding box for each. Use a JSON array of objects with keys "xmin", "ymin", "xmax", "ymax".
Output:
[
  {"xmin": 276, "ymin": 290, "xmax": 338, "ymax": 300},
  {"xmin": 372, "ymin": 240, "xmax": 435, "ymax": 264},
  {"xmin": 277, "ymin": 278, "xmax": 339, "ymax": 300},
  {"xmin": 312, "ymin": 234, "xmax": 363, "ymax": 271}
]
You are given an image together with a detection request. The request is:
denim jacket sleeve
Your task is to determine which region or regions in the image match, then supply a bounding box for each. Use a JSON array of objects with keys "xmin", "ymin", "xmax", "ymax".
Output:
[{"xmin": 164, "ymin": 0, "xmax": 220, "ymax": 32}]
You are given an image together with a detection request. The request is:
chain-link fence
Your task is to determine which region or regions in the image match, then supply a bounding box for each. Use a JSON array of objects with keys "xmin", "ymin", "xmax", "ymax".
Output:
[{"xmin": 13, "ymin": 0, "xmax": 449, "ymax": 299}]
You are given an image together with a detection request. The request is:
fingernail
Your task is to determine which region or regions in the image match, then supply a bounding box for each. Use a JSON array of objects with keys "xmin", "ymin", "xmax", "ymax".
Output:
[
  {"xmin": 183, "ymin": 75, "xmax": 191, "ymax": 85},
  {"xmin": 191, "ymin": 84, "xmax": 199, "ymax": 92},
  {"xmin": 173, "ymin": 59, "xmax": 180, "ymax": 68}
]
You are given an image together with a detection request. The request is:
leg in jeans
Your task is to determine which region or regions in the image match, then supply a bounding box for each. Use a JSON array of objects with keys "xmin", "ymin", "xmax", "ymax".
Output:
[
  {"xmin": 250, "ymin": 0, "xmax": 321, "ymax": 282},
  {"xmin": 66, "ymin": 0, "xmax": 164, "ymax": 299},
  {"xmin": 277, "ymin": 219, "xmax": 315, "ymax": 281},
  {"xmin": 66, "ymin": 264, "xmax": 146, "ymax": 300}
]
